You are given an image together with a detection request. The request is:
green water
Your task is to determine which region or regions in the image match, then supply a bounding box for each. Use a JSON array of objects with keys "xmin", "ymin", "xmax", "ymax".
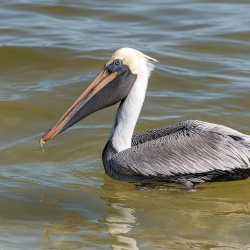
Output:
[{"xmin": 1, "ymin": 0, "xmax": 250, "ymax": 249}]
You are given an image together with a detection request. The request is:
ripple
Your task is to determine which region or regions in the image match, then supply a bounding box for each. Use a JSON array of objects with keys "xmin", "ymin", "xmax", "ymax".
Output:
[{"xmin": 1, "ymin": 0, "xmax": 250, "ymax": 249}]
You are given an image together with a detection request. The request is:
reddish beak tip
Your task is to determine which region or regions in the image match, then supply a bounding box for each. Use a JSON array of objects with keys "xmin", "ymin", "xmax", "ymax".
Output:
[{"xmin": 39, "ymin": 137, "xmax": 45, "ymax": 148}]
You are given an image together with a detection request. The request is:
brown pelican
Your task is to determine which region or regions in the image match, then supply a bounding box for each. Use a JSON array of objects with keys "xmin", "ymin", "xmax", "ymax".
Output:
[{"xmin": 40, "ymin": 48, "xmax": 250, "ymax": 189}]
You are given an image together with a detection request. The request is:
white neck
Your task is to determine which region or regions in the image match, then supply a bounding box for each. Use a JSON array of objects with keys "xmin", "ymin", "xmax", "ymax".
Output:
[{"xmin": 109, "ymin": 69, "xmax": 150, "ymax": 152}]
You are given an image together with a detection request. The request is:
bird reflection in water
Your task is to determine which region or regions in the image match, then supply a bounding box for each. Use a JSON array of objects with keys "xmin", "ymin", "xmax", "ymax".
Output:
[{"xmin": 40, "ymin": 180, "xmax": 139, "ymax": 249}]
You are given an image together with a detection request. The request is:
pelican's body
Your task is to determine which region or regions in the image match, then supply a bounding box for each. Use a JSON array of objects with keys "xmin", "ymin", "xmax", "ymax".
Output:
[{"xmin": 41, "ymin": 48, "xmax": 250, "ymax": 188}]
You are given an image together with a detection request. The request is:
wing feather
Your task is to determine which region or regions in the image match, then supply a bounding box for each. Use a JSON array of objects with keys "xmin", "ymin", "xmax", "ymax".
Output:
[{"xmin": 110, "ymin": 120, "xmax": 250, "ymax": 181}]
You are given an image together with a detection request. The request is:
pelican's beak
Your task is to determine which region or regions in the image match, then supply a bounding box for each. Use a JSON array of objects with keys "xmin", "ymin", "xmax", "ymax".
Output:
[{"xmin": 40, "ymin": 65, "xmax": 136, "ymax": 146}]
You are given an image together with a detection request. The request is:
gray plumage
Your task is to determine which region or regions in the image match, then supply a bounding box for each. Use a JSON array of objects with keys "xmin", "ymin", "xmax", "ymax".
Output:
[{"xmin": 103, "ymin": 120, "xmax": 250, "ymax": 188}]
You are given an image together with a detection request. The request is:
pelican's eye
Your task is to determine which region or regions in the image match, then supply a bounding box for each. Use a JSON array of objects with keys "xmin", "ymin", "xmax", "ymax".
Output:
[
  {"xmin": 114, "ymin": 59, "xmax": 122, "ymax": 66},
  {"xmin": 107, "ymin": 59, "xmax": 125, "ymax": 74}
]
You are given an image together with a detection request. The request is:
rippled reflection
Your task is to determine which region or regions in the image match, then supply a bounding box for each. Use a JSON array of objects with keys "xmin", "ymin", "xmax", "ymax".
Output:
[
  {"xmin": 104, "ymin": 203, "xmax": 138, "ymax": 250},
  {"xmin": 38, "ymin": 179, "xmax": 140, "ymax": 249}
]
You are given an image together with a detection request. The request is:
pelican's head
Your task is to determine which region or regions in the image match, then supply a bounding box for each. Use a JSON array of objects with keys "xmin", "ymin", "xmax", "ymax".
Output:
[
  {"xmin": 106, "ymin": 47, "xmax": 158, "ymax": 75},
  {"xmin": 40, "ymin": 48, "xmax": 158, "ymax": 145}
]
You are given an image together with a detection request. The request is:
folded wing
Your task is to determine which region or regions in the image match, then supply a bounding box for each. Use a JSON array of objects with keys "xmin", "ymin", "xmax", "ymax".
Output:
[{"xmin": 109, "ymin": 120, "xmax": 250, "ymax": 184}]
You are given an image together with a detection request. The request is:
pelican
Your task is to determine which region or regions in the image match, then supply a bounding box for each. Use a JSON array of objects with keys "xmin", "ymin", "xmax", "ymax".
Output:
[{"xmin": 40, "ymin": 47, "xmax": 250, "ymax": 189}]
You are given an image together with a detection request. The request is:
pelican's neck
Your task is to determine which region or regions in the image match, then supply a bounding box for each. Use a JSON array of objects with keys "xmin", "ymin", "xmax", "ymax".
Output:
[{"xmin": 109, "ymin": 72, "xmax": 149, "ymax": 153}]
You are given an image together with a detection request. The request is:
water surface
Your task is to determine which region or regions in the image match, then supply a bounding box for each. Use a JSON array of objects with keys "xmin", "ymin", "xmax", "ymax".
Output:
[{"xmin": 1, "ymin": 0, "xmax": 250, "ymax": 249}]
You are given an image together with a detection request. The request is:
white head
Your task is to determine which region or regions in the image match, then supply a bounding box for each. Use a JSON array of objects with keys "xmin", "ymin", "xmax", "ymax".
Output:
[{"xmin": 106, "ymin": 47, "xmax": 158, "ymax": 75}]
